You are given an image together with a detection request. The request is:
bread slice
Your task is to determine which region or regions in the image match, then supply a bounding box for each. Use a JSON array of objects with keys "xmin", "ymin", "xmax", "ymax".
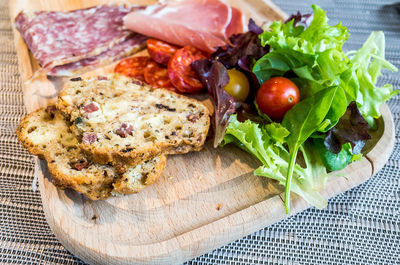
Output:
[
  {"xmin": 16, "ymin": 107, "xmax": 166, "ymax": 200},
  {"xmin": 56, "ymin": 74, "xmax": 210, "ymax": 169}
]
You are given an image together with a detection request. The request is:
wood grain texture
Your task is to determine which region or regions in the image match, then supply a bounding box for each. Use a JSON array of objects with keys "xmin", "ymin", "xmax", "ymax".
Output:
[{"xmin": 9, "ymin": 0, "xmax": 395, "ymax": 264}]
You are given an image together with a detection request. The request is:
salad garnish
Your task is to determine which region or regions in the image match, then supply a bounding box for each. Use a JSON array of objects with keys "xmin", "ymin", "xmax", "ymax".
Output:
[
  {"xmin": 193, "ymin": 5, "xmax": 398, "ymax": 213},
  {"xmin": 192, "ymin": 59, "xmax": 234, "ymax": 147},
  {"xmin": 192, "ymin": 19, "xmax": 268, "ymax": 146}
]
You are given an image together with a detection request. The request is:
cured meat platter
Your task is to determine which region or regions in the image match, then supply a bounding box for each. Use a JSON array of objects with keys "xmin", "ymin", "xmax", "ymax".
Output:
[{"xmin": 9, "ymin": 0, "xmax": 395, "ymax": 264}]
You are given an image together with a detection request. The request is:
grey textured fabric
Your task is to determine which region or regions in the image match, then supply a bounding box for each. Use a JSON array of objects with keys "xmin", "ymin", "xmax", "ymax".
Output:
[{"xmin": 0, "ymin": 0, "xmax": 399, "ymax": 264}]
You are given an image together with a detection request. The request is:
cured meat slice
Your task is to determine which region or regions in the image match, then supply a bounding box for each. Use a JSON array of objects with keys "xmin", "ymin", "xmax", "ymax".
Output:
[
  {"xmin": 144, "ymin": 61, "xmax": 175, "ymax": 90},
  {"xmin": 168, "ymin": 46, "xmax": 207, "ymax": 93},
  {"xmin": 14, "ymin": 5, "xmax": 137, "ymax": 71},
  {"xmin": 124, "ymin": 0, "xmax": 245, "ymax": 53},
  {"xmin": 114, "ymin": 56, "xmax": 152, "ymax": 81},
  {"xmin": 147, "ymin": 39, "xmax": 179, "ymax": 65},
  {"xmin": 48, "ymin": 34, "xmax": 147, "ymax": 76},
  {"xmin": 225, "ymin": 6, "xmax": 246, "ymax": 41}
]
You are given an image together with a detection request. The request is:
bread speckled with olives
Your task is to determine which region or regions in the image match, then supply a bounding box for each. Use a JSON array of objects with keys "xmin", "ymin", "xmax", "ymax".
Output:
[
  {"xmin": 16, "ymin": 106, "xmax": 166, "ymax": 200},
  {"xmin": 56, "ymin": 74, "xmax": 210, "ymax": 170}
]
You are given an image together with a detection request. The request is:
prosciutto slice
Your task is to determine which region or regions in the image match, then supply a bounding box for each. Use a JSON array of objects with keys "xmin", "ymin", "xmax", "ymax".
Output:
[
  {"xmin": 225, "ymin": 6, "xmax": 245, "ymax": 41},
  {"xmin": 15, "ymin": 5, "xmax": 139, "ymax": 71},
  {"xmin": 124, "ymin": 0, "xmax": 245, "ymax": 53}
]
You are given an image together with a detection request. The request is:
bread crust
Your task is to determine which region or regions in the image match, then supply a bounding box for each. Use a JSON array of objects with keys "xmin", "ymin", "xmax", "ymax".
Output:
[
  {"xmin": 56, "ymin": 74, "xmax": 210, "ymax": 169},
  {"xmin": 112, "ymin": 155, "xmax": 167, "ymax": 195},
  {"xmin": 16, "ymin": 107, "xmax": 166, "ymax": 200}
]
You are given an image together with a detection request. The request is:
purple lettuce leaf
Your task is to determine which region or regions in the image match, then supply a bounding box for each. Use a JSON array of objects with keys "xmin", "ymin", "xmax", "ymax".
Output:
[
  {"xmin": 285, "ymin": 11, "xmax": 313, "ymax": 27},
  {"xmin": 324, "ymin": 102, "xmax": 371, "ymax": 154},
  {"xmin": 211, "ymin": 19, "xmax": 268, "ymax": 72},
  {"xmin": 248, "ymin": 18, "xmax": 263, "ymax": 34},
  {"xmin": 192, "ymin": 59, "xmax": 237, "ymax": 147},
  {"xmin": 192, "ymin": 20, "xmax": 269, "ymax": 146}
]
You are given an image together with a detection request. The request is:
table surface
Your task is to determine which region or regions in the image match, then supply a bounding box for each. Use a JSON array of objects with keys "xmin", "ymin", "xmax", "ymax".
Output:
[{"xmin": 1, "ymin": 0, "xmax": 399, "ymax": 264}]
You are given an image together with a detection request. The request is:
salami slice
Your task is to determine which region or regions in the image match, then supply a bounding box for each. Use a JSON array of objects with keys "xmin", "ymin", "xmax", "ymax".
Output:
[
  {"xmin": 114, "ymin": 56, "xmax": 152, "ymax": 81},
  {"xmin": 147, "ymin": 39, "xmax": 179, "ymax": 65},
  {"xmin": 168, "ymin": 46, "xmax": 207, "ymax": 93},
  {"xmin": 14, "ymin": 5, "xmax": 140, "ymax": 71},
  {"xmin": 144, "ymin": 61, "xmax": 176, "ymax": 91},
  {"xmin": 48, "ymin": 34, "xmax": 147, "ymax": 77}
]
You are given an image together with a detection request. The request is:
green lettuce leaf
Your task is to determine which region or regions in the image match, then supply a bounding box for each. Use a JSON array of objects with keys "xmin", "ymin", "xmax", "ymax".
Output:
[
  {"xmin": 260, "ymin": 5, "xmax": 348, "ymax": 54},
  {"xmin": 314, "ymin": 139, "xmax": 362, "ymax": 171},
  {"xmin": 253, "ymin": 5, "xmax": 398, "ymax": 127},
  {"xmin": 347, "ymin": 31, "xmax": 399, "ymax": 127},
  {"xmin": 226, "ymin": 5, "xmax": 398, "ymax": 214},
  {"xmin": 222, "ymin": 115, "xmax": 328, "ymax": 210},
  {"xmin": 254, "ymin": 5, "xmax": 349, "ymax": 90},
  {"xmin": 281, "ymin": 85, "xmax": 346, "ymax": 212}
]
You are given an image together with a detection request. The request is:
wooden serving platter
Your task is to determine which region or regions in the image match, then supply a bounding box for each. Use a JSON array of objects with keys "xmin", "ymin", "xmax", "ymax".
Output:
[{"xmin": 10, "ymin": 0, "xmax": 395, "ymax": 264}]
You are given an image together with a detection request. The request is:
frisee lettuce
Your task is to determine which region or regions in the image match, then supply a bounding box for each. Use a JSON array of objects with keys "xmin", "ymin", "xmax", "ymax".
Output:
[
  {"xmin": 243, "ymin": 5, "xmax": 397, "ymax": 213},
  {"xmin": 253, "ymin": 5, "xmax": 398, "ymax": 127},
  {"xmin": 347, "ymin": 31, "xmax": 398, "ymax": 127},
  {"xmin": 222, "ymin": 115, "xmax": 328, "ymax": 210},
  {"xmin": 260, "ymin": 5, "xmax": 348, "ymax": 54}
]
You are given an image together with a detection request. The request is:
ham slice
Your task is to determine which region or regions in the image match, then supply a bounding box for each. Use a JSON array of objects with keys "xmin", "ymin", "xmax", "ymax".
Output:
[
  {"xmin": 124, "ymin": 0, "xmax": 245, "ymax": 53},
  {"xmin": 226, "ymin": 6, "xmax": 245, "ymax": 41}
]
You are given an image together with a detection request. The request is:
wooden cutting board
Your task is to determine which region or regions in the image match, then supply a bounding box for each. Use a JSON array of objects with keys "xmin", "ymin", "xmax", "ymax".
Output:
[{"xmin": 9, "ymin": 0, "xmax": 395, "ymax": 264}]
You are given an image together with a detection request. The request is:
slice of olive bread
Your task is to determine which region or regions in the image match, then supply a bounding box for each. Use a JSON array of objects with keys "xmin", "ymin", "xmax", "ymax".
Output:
[
  {"xmin": 56, "ymin": 74, "xmax": 210, "ymax": 169},
  {"xmin": 16, "ymin": 106, "xmax": 166, "ymax": 200}
]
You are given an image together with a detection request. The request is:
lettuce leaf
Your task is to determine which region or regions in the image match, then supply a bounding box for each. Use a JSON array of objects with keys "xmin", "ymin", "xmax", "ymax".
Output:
[
  {"xmin": 211, "ymin": 19, "xmax": 268, "ymax": 71},
  {"xmin": 254, "ymin": 5, "xmax": 349, "ymax": 89},
  {"xmin": 259, "ymin": 5, "xmax": 348, "ymax": 55},
  {"xmin": 192, "ymin": 20, "xmax": 269, "ymax": 147},
  {"xmin": 253, "ymin": 5, "xmax": 398, "ymax": 128},
  {"xmin": 347, "ymin": 31, "xmax": 399, "ymax": 127},
  {"xmin": 280, "ymin": 85, "xmax": 346, "ymax": 212},
  {"xmin": 251, "ymin": 5, "xmax": 398, "ymax": 212},
  {"xmin": 314, "ymin": 140, "xmax": 362, "ymax": 171},
  {"xmin": 324, "ymin": 101, "xmax": 371, "ymax": 154},
  {"xmin": 191, "ymin": 59, "xmax": 234, "ymax": 147},
  {"xmin": 284, "ymin": 11, "xmax": 313, "ymax": 28},
  {"xmin": 222, "ymin": 115, "xmax": 328, "ymax": 210}
]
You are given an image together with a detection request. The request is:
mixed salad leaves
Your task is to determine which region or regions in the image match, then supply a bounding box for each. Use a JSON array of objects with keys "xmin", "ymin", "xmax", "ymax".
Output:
[{"xmin": 193, "ymin": 5, "xmax": 398, "ymax": 213}]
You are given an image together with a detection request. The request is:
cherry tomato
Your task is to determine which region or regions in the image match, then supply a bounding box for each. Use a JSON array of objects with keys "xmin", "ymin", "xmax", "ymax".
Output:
[
  {"xmin": 144, "ymin": 61, "xmax": 176, "ymax": 91},
  {"xmin": 224, "ymin": 69, "xmax": 250, "ymax": 101},
  {"xmin": 168, "ymin": 46, "xmax": 207, "ymax": 93},
  {"xmin": 114, "ymin": 56, "xmax": 151, "ymax": 81},
  {"xmin": 147, "ymin": 39, "xmax": 179, "ymax": 65},
  {"xmin": 256, "ymin": 77, "xmax": 300, "ymax": 120}
]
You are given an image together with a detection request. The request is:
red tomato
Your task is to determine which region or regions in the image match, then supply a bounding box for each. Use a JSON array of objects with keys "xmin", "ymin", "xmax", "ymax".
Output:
[
  {"xmin": 114, "ymin": 56, "xmax": 151, "ymax": 81},
  {"xmin": 256, "ymin": 77, "xmax": 300, "ymax": 120},
  {"xmin": 168, "ymin": 46, "xmax": 207, "ymax": 93},
  {"xmin": 144, "ymin": 61, "xmax": 176, "ymax": 91},
  {"xmin": 147, "ymin": 39, "xmax": 179, "ymax": 65}
]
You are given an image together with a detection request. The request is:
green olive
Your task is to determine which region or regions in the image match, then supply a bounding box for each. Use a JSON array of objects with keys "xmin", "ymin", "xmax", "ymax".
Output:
[{"xmin": 224, "ymin": 69, "xmax": 250, "ymax": 101}]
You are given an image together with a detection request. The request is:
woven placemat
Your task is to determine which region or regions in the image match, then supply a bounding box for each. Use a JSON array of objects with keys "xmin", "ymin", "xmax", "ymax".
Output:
[{"xmin": 0, "ymin": 0, "xmax": 399, "ymax": 264}]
